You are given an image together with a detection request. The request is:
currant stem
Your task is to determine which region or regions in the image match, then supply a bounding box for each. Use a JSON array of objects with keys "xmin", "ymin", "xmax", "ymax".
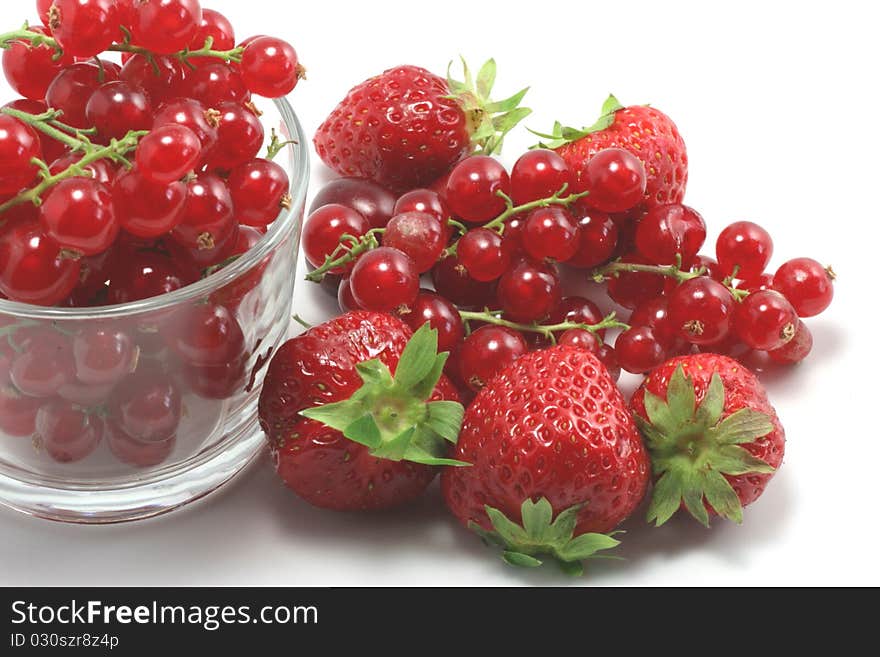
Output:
[
  {"xmin": 592, "ymin": 258, "xmax": 706, "ymax": 284},
  {"xmin": 458, "ymin": 309, "xmax": 629, "ymax": 344},
  {"xmin": 265, "ymin": 129, "xmax": 298, "ymax": 161},
  {"xmin": 304, "ymin": 229, "xmax": 385, "ymax": 283},
  {"xmin": 481, "ymin": 184, "xmax": 591, "ymax": 234}
]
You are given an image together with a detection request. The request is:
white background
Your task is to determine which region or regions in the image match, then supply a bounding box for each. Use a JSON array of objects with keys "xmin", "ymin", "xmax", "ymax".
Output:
[{"xmin": 1, "ymin": 0, "xmax": 877, "ymax": 586}]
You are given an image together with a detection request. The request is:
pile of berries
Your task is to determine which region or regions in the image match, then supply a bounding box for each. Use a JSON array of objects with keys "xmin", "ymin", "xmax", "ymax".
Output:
[
  {"xmin": 0, "ymin": 1, "xmax": 303, "ymax": 469},
  {"xmin": 0, "ymin": 0, "xmax": 303, "ymax": 308}
]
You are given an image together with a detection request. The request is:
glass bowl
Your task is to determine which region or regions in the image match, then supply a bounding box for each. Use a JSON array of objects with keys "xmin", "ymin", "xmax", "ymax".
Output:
[{"xmin": 0, "ymin": 98, "xmax": 308, "ymax": 523}]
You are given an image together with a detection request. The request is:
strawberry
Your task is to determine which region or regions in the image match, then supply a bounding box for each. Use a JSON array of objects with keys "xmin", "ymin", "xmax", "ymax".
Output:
[
  {"xmin": 314, "ymin": 59, "xmax": 530, "ymax": 192},
  {"xmin": 532, "ymin": 95, "xmax": 688, "ymax": 210},
  {"xmin": 630, "ymin": 353, "xmax": 785, "ymax": 526},
  {"xmin": 442, "ymin": 346, "xmax": 650, "ymax": 575},
  {"xmin": 258, "ymin": 312, "xmax": 465, "ymax": 511}
]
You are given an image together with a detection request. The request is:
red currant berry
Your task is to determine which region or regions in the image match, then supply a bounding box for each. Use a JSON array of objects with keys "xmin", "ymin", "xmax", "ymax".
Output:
[
  {"xmin": 583, "ymin": 148, "xmax": 646, "ymax": 213},
  {"xmin": 136, "ymin": 124, "xmax": 201, "ymax": 184},
  {"xmin": 692, "ymin": 255, "xmax": 722, "ymax": 281},
  {"xmin": 110, "ymin": 363, "xmax": 182, "ymax": 443},
  {"xmin": 446, "ymin": 155, "xmax": 510, "ymax": 223},
  {"xmin": 733, "ymin": 289, "xmax": 798, "ymax": 351},
  {"xmin": 596, "ymin": 344, "xmax": 621, "ymax": 382},
  {"xmin": 458, "ymin": 325, "xmax": 527, "ymax": 391},
  {"xmin": 668, "ymin": 276, "xmax": 735, "ymax": 345},
  {"xmin": 497, "ymin": 260, "xmax": 562, "ymax": 322},
  {"xmin": 398, "ymin": 291, "xmax": 464, "ymax": 355},
  {"xmin": 716, "ymin": 221, "xmax": 773, "ymax": 279},
  {"xmin": 0, "ymin": 384, "xmax": 43, "ymax": 436},
  {"xmin": 171, "ymin": 173, "xmax": 237, "ymax": 265},
  {"xmin": 768, "ymin": 320, "xmax": 813, "ymax": 364},
  {"xmin": 0, "ymin": 115, "xmax": 40, "ymax": 195},
  {"xmin": 152, "ymin": 98, "xmax": 219, "ymax": 154},
  {"xmin": 208, "ymin": 226, "xmax": 266, "ymax": 308},
  {"xmin": 394, "ymin": 189, "xmax": 450, "ymax": 226},
  {"xmin": 310, "ymin": 177, "xmax": 396, "ymax": 230},
  {"xmin": 500, "ymin": 214, "xmax": 526, "ymax": 255},
  {"xmin": 40, "ymin": 178, "xmax": 118, "ymax": 257},
  {"xmin": 628, "ymin": 297, "xmax": 680, "ymax": 348},
  {"xmin": 736, "ymin": 272, "xmax": 774, "ymax": 293},
  {"xmin": 36, "ymin": 401, "xmax": 104, "ymax": 463},
  {"xmin": 239, "ymin": 36, "xmax": 303, "ymax": 98},
  {"xmin": 167, "ymin": 303, "xmax": 245, "ymax": 367},
  {"xmin": 112, "ymin": 169, "xmax": 187, "ymax": 238},
  {"xmin": 430, "ymin": 253, "xmax": 496, "ymax": 309},
  {"xmin": 337, "ymin": 277, "xmax": 362, "ymax": 313},
  {"xmin": 771, "ymin": 258, "xmax": 834, "ymax": 317},
  {"xmin": 3, "ymin": 99, "xmax": 66, "ymax": 164},
  {"xmin": 559, "ymin": 328, "xmax": 600, "ymax": 353},
  {"xmin": 615, "ymin": 326, "xmax": 667, "ymax": 374},
  {"xmin": 85, "ymin": 81, "xmax": 153, "ymax": 142},
  {"xmin": 567, "ymin": 206, "xmax": 618, "ymax": 268},
  {"xmin": 349, "ymin": 247, "xmax": 419, "ymax": 312},
  {"xmin": 9, "ymin": 327, "xmax": 75, "ymax": 397},
  {"xmin": 46, "ymin": 61, "xmax": 119, "ymax": 129},
  {"xmin": 382, "ymin": 211, "xmax": 445, "ymax": 273},
  {"xmin": 606, "ymin": 255, "xmax": 666, "ymax": 310},
  {"xmin": 303, "ymin": 204, "xmax": 370, "ymax": 273},
  {"xmin": 48, "ymin": 0, "xmax": 119, "ymax": 58},
  {"xmin": 204, "ymin": 102, "xmax": 264, "ymax": 171},
  {"xmin": 58, "ymin": 380, "xmax": 115, "ymax": 406},
  {"xmin": 227, "ymin": 158, "xmax": 291, "ymax": 228},
  {"xmin": 38, "ymin": 0, "xmax": 54, "ymax": 25},
  {"xmin": 191, "ymin": 8, "xmax": 235, "ymax": 51},
  {"xmin": 182, "ymin": 356, "xmax": 247, "ymax": 400},
  {"xmin": 108, "ymin": 421, "xmax": 177, "ymax": 467},
  {"xmin": 106, "ymin": 250, "xmax": 197, "ymax": 304},
  {"xmin": 522, "ymin": 206, "xmax": 578, "ymax": 262},
  {"xmin": 510, "ymin": 149, "xmax": 572, "ymax": 204},
  {"xmin": 635, "ymin": 204, "xmax": 706, "ymax": 265},
  {"xmin": 1, "ymin": 26, "xmax": 74, "ymax": 101},
  {"xmin": 120, "ymin": 54, "xmax": 188, "ymax": 106},
  {"xmin": 73, "ymin": 327, "xmax": 136, "ymax": 386},
  {"xmin": 130, "ymin": 0, "xmax": 203, "ymax": 55},
  {"xmin": 0, "ymin": 220, "xmax": 78, "ymax": 306},
  {"xmin": 181, "ymin": 61, "xmax": 249, "ymax": 108},
  {"xmin": 548, "ymin": 296, "xmax": 607, "ymax": 339},
  {"xmin": 457, "ymin": 227, "xmax": 512, "ymax": 282}
]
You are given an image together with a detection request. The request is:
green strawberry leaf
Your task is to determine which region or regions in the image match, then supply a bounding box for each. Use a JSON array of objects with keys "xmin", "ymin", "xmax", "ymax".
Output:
[
  {"xmin": 394, "ymin": 324, "xmax": 439, "ymax": 389},
  {"xmin": 300, "ymin": 398, "xmax": 366, "ymax": 434},
  {"xmin": 503, "ymin": 551, "xmax": 542, "ymax": 568},
  {"xmin": 476, "ymin": 58, "xmax": 496, "ymax": 98},
  {"xmin": 646, "ymin": 469, "xmax": 684, "ymax": 527},
  {"xmin": 703, "ymin": 469, "xmax": 744, "ymax": 524},
  {"xmin": 711, "ymin": 408, "xmax": 775, "ymax": 445},
  {"xmin": 425, "ymin": 401, "xmax": 465, "ymax": 444},
  {"xmin": 342, "ymin": 414, "xmax": 383, "ymax": 449},
  {"xmin": 528, "ymin": 94, "xmax": 626, "ymax": 149}
]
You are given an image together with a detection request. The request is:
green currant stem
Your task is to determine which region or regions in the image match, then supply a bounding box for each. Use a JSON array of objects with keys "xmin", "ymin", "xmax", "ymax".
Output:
[
  {"xmin": 481, "ymin": 184, "xmax": 591, "ymax": 234},
  {"xmin": 304, "ymin": 229, "xmax": 385, "ymax": 283},
  {"xmin": 265, "ymin": 129, "xmax": 298, "ymax": 161},
  {"xmin": 0, "ymin": 107, "xmax": 146, "ymax": 216},
  {"xmin": 458, "ymin": 310, "xmax": 629, "ymax": 345},
  {"xmin": 591, "ymin": 258, "xmax": 706, "ymax": 284}
]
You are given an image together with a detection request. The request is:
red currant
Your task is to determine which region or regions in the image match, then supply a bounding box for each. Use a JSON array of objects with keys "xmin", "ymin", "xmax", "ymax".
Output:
[
  {"xmin": 559, "ymin": 328, "xmax": 600, "ymax": 353},
  {"xmin": 668, "ymin": 276, "xmax": 735, "ymax": 345},
  {"xmin": 457, "ymin": 227, "xmax": 512, "ymax": 282},
  {"xmin": 566, "ymin": 206, "xmax": 618, "ymax": 269},
  {"xmin": 768, "ymin": 320, "xmax": 813, "ymax": 364},
  {"xmin": 430, "ymin": 253, "xmax": 496, "ymax": 309},
  {"xmin": 0, "ymin": 115, "xmax": 40, "ymax": 195},
  {"xmin": 120, "ymin": 54, "xmax": 188, "ymax": 106},
  {"xmin": 36, "ymin": 401, "xmax": 104, "ymax": 463},
  {"xmin": 130, "ymin": 0, "xmax": 203, "ymax": 55},
  {"xmin": 1, "ymin": 26, "xmax": 74, "ymax": 101},
  {"xmin": 635, "ymin": 204, "xmax": 706, "ymax": 265},
  {"xmin": 772, "ymin": 258, "xmax": 834, "ymax": 317},
  {"xmin": 497, "ymin": 260, "xmax": 561, "ymax": 322},
  {"xmin": 310, "ymin": 177, "xmax": 396, "ymax": 230},
  {"xmin": 191, "ymin": 8, "xmax": 235, "ymax": 51},
  {"xmin": 716, "ymin": 221, "xmax": 773, "ymax": 279},
  {"xmin": 337, "ymin": 277, "xmax": 362, "ymax": 313},
  {"xmin": 381, "ymin": 211, "xmax": 445, "ymax": 273},
  {"xmin": 46, "ymin": 61, "xmax": 119, "ymax": 129},
  {"xmin": 58, "ymin": 380, "xmax": 115, "ymax": 406},
  {"xmin": 510, "ymin": 149, "xmax": 572, "ymax": 204},
  {"xmin": 0, "ymin": 384, "xmax": 43, "ymax": 436},
  {"xmin": 167, "ymin": 303, "xmax": 245, "ymax": 367},
  {"xmin": 393, "ymin": 189, "xmax": 450, "ymax": 226},
  {"xmin": 3, "ymin": 99, "xmax": 66, "ymax": 164},
  {"xmin": 110, "ymin": 363, "xmax": 182, "ymax": 443},
  {"xmin": 181, "ymin": 61, "xmax": 249, "ymax": 108},
  {"xmin": 239, "ymin": 36, "xmax": 303, "ymax": 98},
  {"xmin": 628, "ymin": 297, "xmax": 680, "ymax": 348},
  {"xmin": 548, "ymin": 296, "xmax": 607, "ymax": 339},
  {"xmin": 596, "ymin": 344, "xmax": 621, "ymax": 382},
  {"xmin": 171, "ymin": 173, "xmax": 237, "ymax": 265},
  {"xmin": 85, "ymin": 81, "xmax": 153, "ymax": 142},
  {"xmin": 500, "ymin": 214, "xmax": 526, "ymax": 255},
  {"xmin": 73, "ymin": 327, "xmax": 136, "ymax": 386},
  {"xmin": 350, "ymin": 247, "xmax": 419, "ymax": 312},
  {"xmin": 9, "ymin": 327, "xmax": 75, "ymax": 397},
  {"xmin": 303, "ymin": 204, "xmax": 370, "ymax": 273},
  {"xmin": 734, "ymin": 289, "xmax": 798, "ymax": 351},
  {"xmin": 106, "ymin": 250, "xmax": 197, "ymax": 304},
  {"xmin": 615, "ymin": 326, "xmax": 667, "ymax": 374},
  {"xmin": 737, "ymin": 273, "xmax": 774, "ymax": 293},
  {"xmin": 583, "ymin": 148, "xmax": 646, "ymax": 213},
  {"xmin": 458, "ymin": 325, "xmax": 527, "ymax": 391},
  {"xmin": 152, "ymin": 98, "xmax": 219, "ymax": 154},
  {"xmin": 136, "ymin": 124, "xmax": 202, "ymax": 184},
  {"xmin": 606, "ymin": 255, "xmax": 666, "ymax": 310},
  {"xmin": 112, "ymin": 169, "xmax": 187, "ymax": 238},
  {"xmin": 48, "ymin": 0, "xmax": 119, "ymax": 58},
  {"xmin": 227, "ymin": 158, "xmax": 290, "ymax": 228},
  {"xmin": 204, "ymin": 102, "xmax": 264, "ymax": 171},
  {"xmin": 398, "ymin": 291, "xmax": 464, "ymax": 355},
  {"xmin": 108, "ymin": 421, "xmax": 176, "ymax": 467},
  {"xmin": 446, "ymin": 155, "xmax": 510, "ymax": 223},
  {"xmin": 38, "ymin": 0, "xmax": 54, "ymax": 26},
  {"xmin": 39, "ymin": 178, "xmax": 118, "ymax": 257},
  {"xmin": 182, "ymin": 356, "xmax": 247, "ymax": 400},
  {"xmin": 0, "ymin": 220, "xmax": 78, "ymax": 306},
  {"xmin": 522, "ymin": 206, "xmax": 578, "ymax": 262}
]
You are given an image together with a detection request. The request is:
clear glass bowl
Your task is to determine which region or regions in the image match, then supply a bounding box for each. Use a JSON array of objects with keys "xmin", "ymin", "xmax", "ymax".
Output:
[{"xmin": 0, "ymin": 98, "xmax": 308, "ymax": 523}]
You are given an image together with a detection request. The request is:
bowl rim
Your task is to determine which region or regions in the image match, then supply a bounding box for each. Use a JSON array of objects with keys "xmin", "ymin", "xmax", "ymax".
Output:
[{"xmin": 0, "ymin": 97, "xmax": 310, "ymax": 320}]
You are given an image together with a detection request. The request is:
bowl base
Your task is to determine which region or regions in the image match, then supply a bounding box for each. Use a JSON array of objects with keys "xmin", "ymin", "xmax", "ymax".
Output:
[{"xmin": 0, "ymin": 422, "xmax": 264, "ymax": 524}]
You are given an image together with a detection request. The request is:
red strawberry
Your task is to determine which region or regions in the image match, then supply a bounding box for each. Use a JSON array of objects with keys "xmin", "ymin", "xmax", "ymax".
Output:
[
  {"xmin": 532, "ymin": 95, "xmax": 688, "ymax": 210},
  {"xmin": 314, "ymin": 59, "xmax": 530, "ymax": 192},
  {"xmin": 442, "ymin": 346, "xmax": 650, "ymax": 575},
  {"xmin": 258, "ymin": 312, "xmax": 465, "ymax": 511},
  {"xmin": 630, "ymin": 353, "xmax": 785, "ymax": 526}
]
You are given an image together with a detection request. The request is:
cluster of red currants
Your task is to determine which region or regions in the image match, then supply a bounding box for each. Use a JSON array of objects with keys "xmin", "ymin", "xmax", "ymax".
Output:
[
  {"xmin": 0, "ymin": 0, "xmax": 302, "ymax": 308},
  {"xmin": 304, "ymin": 146, "xmax": 833, "ymax": 392}
]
